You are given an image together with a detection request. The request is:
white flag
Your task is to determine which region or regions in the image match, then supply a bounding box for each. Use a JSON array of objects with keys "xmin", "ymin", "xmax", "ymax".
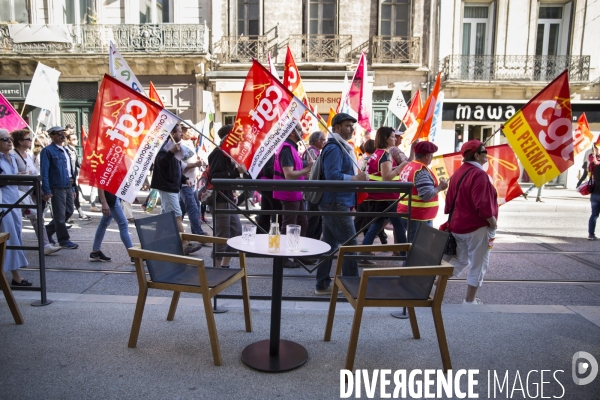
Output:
[
  {"xmin": 109, "ymin": 41, "xmax": 146, "ymax": 95},
  {"xmin": 37, "ymin": 108, "xmax": 53, "ymax": 127},
  {"xmin": 388, "ymin": 85, "xmax": 409, "ymax": 121},
  {"xmin": 268, "ymin": 53, "xmax": 279, "ymax": 80},
  {"xmin": 430, "ymin": 91, "xmax": 444, "ymax": 143},
  {"xmin": 25, "ymin": 63, "xmax": 60, "ymax": 111},
  {"xmin": 338, "ymin": 73, "xmax": 350, "ymax": 114}
]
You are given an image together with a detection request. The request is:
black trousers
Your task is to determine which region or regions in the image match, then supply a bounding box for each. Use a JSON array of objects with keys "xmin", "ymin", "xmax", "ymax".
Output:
[{"xmin": 257, "ymin": 191, "xmax": 281, "ymax": 234}]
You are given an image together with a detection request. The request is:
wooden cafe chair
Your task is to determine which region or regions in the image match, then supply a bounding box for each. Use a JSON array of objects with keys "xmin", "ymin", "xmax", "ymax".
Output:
[
  {"xmin": 324, "ymin": 222, "xmax": 454, "ymax": 371},
  {"xmin": 127, "ymin": 212, "xmax": 252, "ymax": 366},
  {"xmin": 0, "ymin": 232, "xmax": 24, "ymax": 325}
]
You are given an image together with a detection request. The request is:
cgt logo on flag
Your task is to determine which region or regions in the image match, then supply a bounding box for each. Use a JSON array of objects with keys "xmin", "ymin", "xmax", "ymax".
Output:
[
  {"xmin": 79, "ymin": 74, "xmax": 177, "ymax": 203},
  {"xmin": 572, "ymin": 351, "xmax": 598, "ymax": 386}
]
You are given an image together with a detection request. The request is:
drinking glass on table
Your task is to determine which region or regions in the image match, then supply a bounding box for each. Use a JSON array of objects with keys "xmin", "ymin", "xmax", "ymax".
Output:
[{"xmin": 286, "ymin": 224, "xmax": 301, "ymax": 252}]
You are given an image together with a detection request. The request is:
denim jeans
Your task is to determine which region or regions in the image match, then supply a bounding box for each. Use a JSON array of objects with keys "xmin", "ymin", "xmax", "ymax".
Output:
[
  {"xmin": 400, "ymin": 218, "xmax": 433, "ymax": 243},
  {"xmin": 316, "ymin": 203, "xmax": 359, "ymax": 290},
  {"xmin": 46, "ymin": 187, "xmax": 74, "ymax": 245},
  {"xmin": 305, "ymin": 201, "xmax": 322, "ymax": 240},
  {"xmin": 92, "ymin": 198, "xmax": 133, "ymax": 251},
  {"xmin": 179, "ymin": 186, "xmax": 205, "ymax": 235},
  {"xmin": 361, "ymin": 201, "xmax": 407, "ymax": 245},
  {"xmin": 589, "ymin": 193, "xmax": 600, "ymax": 236}
]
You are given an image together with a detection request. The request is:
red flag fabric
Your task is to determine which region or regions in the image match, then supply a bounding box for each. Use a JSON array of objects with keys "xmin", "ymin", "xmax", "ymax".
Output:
[
  {"xmin": 149, "ymin": 82, "xmax": 164, "ymax": 107},
  {"xmin": 345, "ymin": 52, "xmax": 371, "ymax": 133},
  {"xmin": 431, "ymin": 144, "xmax": 523, "ymax": 205},
  {"xmin": 402, "ymin": 89, "xmax": 422, "ymax": 128},
  {"xmin": 573, "ymin": 113, "xmax": 594, "ymax": 156},
  {"xmin": 221, "ymin": 60, "xmax": 308, "ymax": 178},
  {"xmin": 502, "ymin": 70, "xmax": 573, "ymax": 187},
  {"xmin": 81, "ymin": 125, "xmax": 88, "ymax": 149},
  {"xmin": 79, "ymin": 74, "xmax": 178, "ymax": 202},
  {"xmin": 413, "ymin": 72, "xmax": 442, "ymax": 142},
  {"xmin": 283, "ymin": 46, "xmax": 326, "ymax": 139}
]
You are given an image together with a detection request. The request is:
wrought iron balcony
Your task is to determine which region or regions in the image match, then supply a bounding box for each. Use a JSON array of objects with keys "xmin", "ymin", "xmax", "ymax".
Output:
[
  {"xmin": 214, "ymin": 36, "xmax": 268, "ymax": 64},
  {"xmin": 371, "ymin": 36, "xmax": 420, "ymax": 64},
  {"xmin": 442, "ymin": 55, "xmax": 590, "ymax": 82},
  {"xmin": 0, "ymin": 23, "xmax": 209, "ymax": 54},
  {"xmin": 288, "ymin": 34, "xmax": 352, "ymax": 63}
]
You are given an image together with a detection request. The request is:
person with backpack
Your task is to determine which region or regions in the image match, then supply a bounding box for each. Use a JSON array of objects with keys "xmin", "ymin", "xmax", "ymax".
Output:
[
  {"xmin": 314, "ymin": 113, "xmax": 368, "ymax": 295},
  {"xmin": 303, "ymin": 131, "xmax": 326, "ymax": 242}
]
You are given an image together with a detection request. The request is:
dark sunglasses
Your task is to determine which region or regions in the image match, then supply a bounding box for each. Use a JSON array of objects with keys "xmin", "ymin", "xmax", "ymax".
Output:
[
  {"xmin": 477, "ymin": 150, "xmax": 488, "ymax": 154},
  {"xmin": 23, "ymin": 137, "xmax": 32, "ymax": 141},
  {"xmin": 0, "ymin": 137, "xmax": 13, "ymax": 142}
]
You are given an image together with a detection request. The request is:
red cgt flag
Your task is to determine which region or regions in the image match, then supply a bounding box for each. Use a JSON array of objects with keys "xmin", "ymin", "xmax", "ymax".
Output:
[
  {"xmin": 431, "ymin": 144, "xmax": 524, "ymax": 205},
  {"xmin": 502, "ymin": 70, "xmax": 573, "ymax": 187},
  {"xmin": 79, "ymin": 74, "xmax": 178, "ymax": 202},
  {"xmin": 412, "ymin": 72, "xmax": 442, "ymax": 143},
  {"xmin": 221, "ymin": 60, "xmax": 308, "ymax": 178},
  {"xmin": 573, "ymin": 113, "xmax": 594, "ymax": 156}
]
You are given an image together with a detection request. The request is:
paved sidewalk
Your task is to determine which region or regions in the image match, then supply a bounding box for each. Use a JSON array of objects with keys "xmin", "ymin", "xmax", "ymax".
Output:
[{"xmin": 1, "ymin": 292, "xmax": 599, "ymax": 399}]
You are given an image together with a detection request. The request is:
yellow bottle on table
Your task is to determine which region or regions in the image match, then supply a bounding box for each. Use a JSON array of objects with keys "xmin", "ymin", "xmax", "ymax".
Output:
[{"xmin": 268, "ymin": 222, "xmax": 280, "ymax": 253}]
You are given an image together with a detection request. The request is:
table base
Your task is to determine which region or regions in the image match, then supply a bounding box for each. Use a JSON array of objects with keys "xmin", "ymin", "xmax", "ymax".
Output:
[{"xmin": 242, "ymin": 339, "xmax": 307, "ymax": 372}]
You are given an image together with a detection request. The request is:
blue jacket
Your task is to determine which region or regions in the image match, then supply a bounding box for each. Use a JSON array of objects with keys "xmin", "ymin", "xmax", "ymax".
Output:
[
  {"xmin": 40, "ymin": 143, "xmax": 73, "ymax": 194},
  {"xmin": 319, "ymin": 138, "xmax": 357, "ymax": 207}
]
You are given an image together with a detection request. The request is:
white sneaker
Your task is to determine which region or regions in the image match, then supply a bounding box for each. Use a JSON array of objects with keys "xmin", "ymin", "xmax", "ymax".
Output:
[
  {"xmin": 44, "ymin": 244, "xmax": 61, "ymax": 255},
  {"xmin": 463, "ymin": 298, "xmax": 483, "ymax": 305}
]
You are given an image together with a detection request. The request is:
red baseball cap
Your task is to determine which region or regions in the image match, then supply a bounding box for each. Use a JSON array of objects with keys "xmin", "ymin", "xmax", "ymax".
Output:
[{"xmin": 461, "ymin": 139, "xmax": 483, "ymax": 156}]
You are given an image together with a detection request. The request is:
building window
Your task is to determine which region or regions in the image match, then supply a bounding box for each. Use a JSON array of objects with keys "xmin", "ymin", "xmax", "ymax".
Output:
[
  {"xmin": 308, "ymin": 0, "xmax": 337, "ymax": 35},
  {"xmin": 536, "ymin": 6, "xmax": 563, "ymax": 56},
  {"xmin": 461, "ymin": 5, "xmax": 491, "ymax": 55},
  {"xmin": 0, "ymin": 0, "xmax": 30, "ymax": 23},
  {"xmin": 380, "ymin": 0, "xmax": 410, "ymax": 37},
  {"xmin": 238, "ymin": 0, "xmax": 260, "ymax": 36},
  {"xmin": 62, "ymin": 0, "xmax": 96, "ymax": 24}
]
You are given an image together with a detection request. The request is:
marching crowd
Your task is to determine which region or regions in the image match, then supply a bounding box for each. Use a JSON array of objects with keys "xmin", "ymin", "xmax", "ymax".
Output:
[{"xmin": 4, "ymin": 113, "xmax": 596, "ymax": 305}]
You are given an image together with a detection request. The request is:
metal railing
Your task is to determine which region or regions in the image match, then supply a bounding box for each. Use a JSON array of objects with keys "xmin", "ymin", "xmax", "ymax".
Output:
[
  {"xmin": 371, "ymin": 36, "xmax": 420, "ymax": 64},
  {"xmin": 210, "ymin": 179, "xmax": 413, "ymax": 296},
  {"xmin": 0, "ymin": 175, "xmax": 50, "ymax": 306},
  {"xmin": 288, "ymin": 34, "xmax": 352, "ymax": 63},
  {"xmin": 214, "ymin": 35, "xmax": 268, "ymax": 63},
  {"xmin": 0, "ymin": 23, "xmax": 209, "ymax": 54},
  {"xmin": 442, "ymin": 55, "xmax": 590, "ymax": 82}
]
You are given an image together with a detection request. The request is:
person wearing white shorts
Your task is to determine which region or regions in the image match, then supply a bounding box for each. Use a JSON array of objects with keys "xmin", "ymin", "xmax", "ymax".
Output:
[{"xmin": 444, "ymin": 139, "xmax": 498, "ymax": 305}]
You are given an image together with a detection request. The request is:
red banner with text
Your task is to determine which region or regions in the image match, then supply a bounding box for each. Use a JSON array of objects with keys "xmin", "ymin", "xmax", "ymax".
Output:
[
  {"xmin": 79, "ymin": 74, "xmax": 178, "ymax": 202},
  {"xmin": 501, "ymin": 70, "xmax": 573, "ymax": 187},
  {"xmin": 221, "ymin": 60, "xmax": 308, "ymax": 178}
]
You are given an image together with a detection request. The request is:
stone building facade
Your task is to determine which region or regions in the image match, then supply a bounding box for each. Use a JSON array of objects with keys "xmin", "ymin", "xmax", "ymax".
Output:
[
  {"xmin": 0, "ymin": 0, "xmax": 211, "ymax": 156},
  {"xmin": 436, "ymin": 0, "xmax": 599, "ymax": 187}
]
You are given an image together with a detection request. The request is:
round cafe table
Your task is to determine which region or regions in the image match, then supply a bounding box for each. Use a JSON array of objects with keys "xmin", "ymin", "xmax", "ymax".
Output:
[{"xmin": 227, "ymin": 234, "xmax": 330, "ymax": 372}]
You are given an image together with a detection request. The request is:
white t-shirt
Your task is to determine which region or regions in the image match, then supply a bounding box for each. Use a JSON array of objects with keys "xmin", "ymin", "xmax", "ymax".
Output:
[
  {"xmin": 59, "ymin": 145, "xmax": 72, "ymax": 178},
  {"xmin": 180, "ymin": 139, "xmax": 200, "ymax": 183}
]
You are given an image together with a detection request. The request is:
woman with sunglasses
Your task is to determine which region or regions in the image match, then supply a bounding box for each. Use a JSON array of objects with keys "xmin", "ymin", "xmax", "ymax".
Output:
[
  {"xmin": 0, "ymin": 129, "xmax": 31, "ymax": 286},
  {"xmin": 11, "ymin": 129, "xmax": 62, "ymax": 256}
]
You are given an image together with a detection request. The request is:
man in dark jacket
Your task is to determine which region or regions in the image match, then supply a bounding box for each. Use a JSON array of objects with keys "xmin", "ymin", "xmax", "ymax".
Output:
[
  {"xmin": 151, "ymin": 124, "xmax": 201, "ymax": 255},
  {"xmin": 208, "ymin": 124, "xmax": 247, "ymax": 268}
]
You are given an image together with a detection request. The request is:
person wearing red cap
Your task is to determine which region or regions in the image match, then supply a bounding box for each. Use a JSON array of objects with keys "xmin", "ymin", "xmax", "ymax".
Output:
[
  {"xmin": 397, "ymin": 140, "xmax": 448, "ymax": 242},
  {"xmin": 445, "ymin": 139, "xmax": 498, "ymax": 305}
]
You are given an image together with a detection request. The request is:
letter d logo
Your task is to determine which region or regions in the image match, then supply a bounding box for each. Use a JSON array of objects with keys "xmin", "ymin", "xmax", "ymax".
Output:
[{"xmin": 572, "ymin": 351, "xmax": 598, "ymax": 385}]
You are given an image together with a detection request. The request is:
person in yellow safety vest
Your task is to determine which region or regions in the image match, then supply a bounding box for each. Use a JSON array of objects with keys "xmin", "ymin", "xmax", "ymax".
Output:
[
  {"xmin": 397, "ymin": 141, "xmax": 448, "ymax": 242},
  {"xmin": 360, "ymin": 127, "xmax": 411, "ymax": 266}
]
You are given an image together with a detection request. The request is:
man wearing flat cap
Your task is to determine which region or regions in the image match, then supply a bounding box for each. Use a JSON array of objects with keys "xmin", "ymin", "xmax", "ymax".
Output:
[
  {"xmin": 314, "ymin": 113, "xmax": 367, "ymax": 296},
  {"xmin": 444, "ymin": 139, "xmax": 498, "ymax": 305},
  {"xmin": 40, "ymin": 126, "xmax": 79, "ymax": 249},
  {"xmin": 397, "ymin": 140, "xmax": 447, "ymax": 242}
]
